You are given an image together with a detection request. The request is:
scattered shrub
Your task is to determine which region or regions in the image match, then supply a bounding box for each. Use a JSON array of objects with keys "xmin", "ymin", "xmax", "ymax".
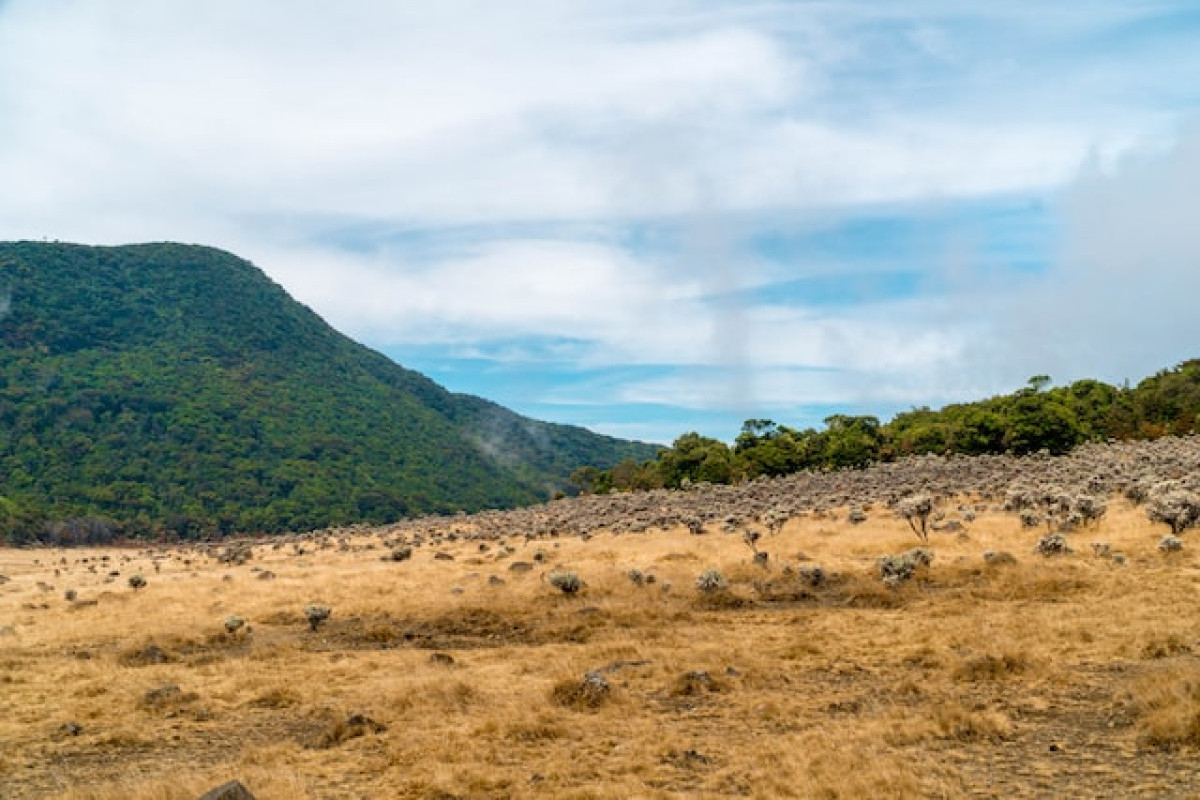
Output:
[
  {"xmin": 1147, "ymin": 489, "xmax": 1200, "ymax": 535},
  {"xmin": 982, "ymin": 550, "xmax": 1017, "ymax": 567},
  {"xmin": 695, "ymin": 569, "xmax": 728, "ymax": 594},
  {"xmin": 878, "ymin": 548, "xmax": 933, "ymax": 586},
  {"xmin": 64, "ymin": 588, "xmax": 77, "ymax": 602},
  {"xmin": 797, "ymin": 565, "xmax": 826, "ymax": 587},
  {"xmin": 384, "ymin": 546, "xmax": 412, "ymax": 562},
  {"xmin": 1033, "ymin": 533, "xmax": 1071, "ymax": 556},
  {"xmin": 304, "ymin": 604, "xmax": 332, "ymax": 631},
  {"xmin": 223, "ymin": 615, "xmax": 247, "ymax": 635},
  {"xmin": 128, "ymin": 574, "xmax": 146, "ymax": 590},
  {"xmin": 548, "ymin": 571, "xmax": 583, "ymax": 595},
  {"xmin": 551, "ymin": 671, "xmax": 612, "ymax": 710},
  {"xmin": 1074, "ymin": 494, "xmax": 1107, "ymax": 526},
  {"xmin": 895, "ymin": 494, "xmax": 934, "ymax": 541},
  {"xmin": 626, "ymin": 568, "xmax": 646, "ymax": 586},
  {"xmin": 217, "ymin": 544, "xmax": 253, "ymax": 566},
  {"xmin": 1158, "ymin": 535, "xmax": 1184, "ymax": 554}
]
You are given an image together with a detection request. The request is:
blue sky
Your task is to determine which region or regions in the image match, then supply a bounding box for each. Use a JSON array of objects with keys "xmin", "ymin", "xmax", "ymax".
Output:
[{"xmin": 1, "ymin": 2, "xmax": 1199, "ymax": 444}]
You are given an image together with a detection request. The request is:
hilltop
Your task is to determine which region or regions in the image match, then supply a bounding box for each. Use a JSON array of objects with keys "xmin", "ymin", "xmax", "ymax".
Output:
[{"xmin": 0, "ymin": 241, "xmax": 659, "ymax": 541}]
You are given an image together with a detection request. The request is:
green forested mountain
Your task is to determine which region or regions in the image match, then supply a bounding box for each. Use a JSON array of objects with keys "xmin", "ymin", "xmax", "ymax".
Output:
[{"xmin": 0, "ymin": 241, "xmax": 659, "ymax": 543}]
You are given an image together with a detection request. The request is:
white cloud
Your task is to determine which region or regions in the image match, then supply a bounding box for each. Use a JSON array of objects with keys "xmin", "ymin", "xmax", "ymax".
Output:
[
  {"xmin": 1, "ymin": 0, "xmax": 1174, "ymax": 237},
  {"xmin": 1, "ymin": 1, "xmax": 1197, "ymax": 434},
  {"xmin": 991, "ymin": 122, "xmax": 1200, "ymax": 384},
  {"xmin": 259, "ymin": 238, "xmax": 699, "ymax": 347}
]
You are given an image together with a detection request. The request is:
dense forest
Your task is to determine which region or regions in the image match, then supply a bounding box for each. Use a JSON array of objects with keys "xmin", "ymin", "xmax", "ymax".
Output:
[
  {"xmin": 0, "ymin": 242, "xmax": 658, "ymax": 545},
  {"xmin": 574, "ymin": 363, "xmax": 1200, "ymax": 494}
]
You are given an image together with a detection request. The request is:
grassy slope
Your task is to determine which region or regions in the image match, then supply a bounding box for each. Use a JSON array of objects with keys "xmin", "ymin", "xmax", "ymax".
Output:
[{"xmin": 1, "ymin": 500, "xmax": 1198, "ymax": 798}]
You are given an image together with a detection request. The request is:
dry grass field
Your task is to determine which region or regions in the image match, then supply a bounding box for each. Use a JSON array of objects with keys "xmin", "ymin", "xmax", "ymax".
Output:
[{"xmin": 3, "ymin": 492, "xmax": 1200, "ymax": 798}]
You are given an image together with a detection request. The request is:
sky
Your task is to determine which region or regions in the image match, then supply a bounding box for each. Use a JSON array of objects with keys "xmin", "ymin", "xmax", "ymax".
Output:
[{"xmin": 1, "ymin": 1, "xmax": 1199, "ymax": 444}]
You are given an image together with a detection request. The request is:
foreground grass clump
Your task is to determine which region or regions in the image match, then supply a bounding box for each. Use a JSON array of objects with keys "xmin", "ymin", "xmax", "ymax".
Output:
[{"xmin": 4, "ymin": 486, "xmax": 1200, "ymax": 798}]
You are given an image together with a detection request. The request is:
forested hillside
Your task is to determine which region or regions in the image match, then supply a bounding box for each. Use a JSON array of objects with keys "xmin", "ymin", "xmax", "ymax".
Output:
[
  {"xmin": 0, "ymin": 242, "xmax": 658, "ymax": 543},
  {"xmin": 579, "ymin": 364, "xmax": 1200, "ymax": 493}
]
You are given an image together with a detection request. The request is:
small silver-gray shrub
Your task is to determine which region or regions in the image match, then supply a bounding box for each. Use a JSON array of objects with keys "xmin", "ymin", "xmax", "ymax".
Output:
[
  {"xmin": 695, "ymin": 569, "xmax": 728, "ymax": 594},
  {"xmin": 548, "ymin": 571, "xmax": 583, "ymax": 595}
]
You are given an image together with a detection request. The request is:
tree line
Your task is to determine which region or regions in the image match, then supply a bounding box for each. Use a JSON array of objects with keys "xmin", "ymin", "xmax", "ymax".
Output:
[{"xmin": 571, "ymin": 361, "xmax": 1200, "ymax": 494}]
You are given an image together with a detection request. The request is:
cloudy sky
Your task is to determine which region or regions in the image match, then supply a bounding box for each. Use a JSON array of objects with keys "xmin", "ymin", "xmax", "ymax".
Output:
[{"xmin": 2, "ymin": 1, "xmax": 1198, "ymax": 444}]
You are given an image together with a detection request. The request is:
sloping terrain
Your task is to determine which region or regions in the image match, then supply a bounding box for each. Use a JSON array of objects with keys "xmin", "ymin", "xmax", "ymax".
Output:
[
  {"xmin": 3, "ymin": 438, "xmax": 1200, "ymax": 798},
  {"xmin": 0, "ymin": 241, "xmax": 658, "ymax": 539}
]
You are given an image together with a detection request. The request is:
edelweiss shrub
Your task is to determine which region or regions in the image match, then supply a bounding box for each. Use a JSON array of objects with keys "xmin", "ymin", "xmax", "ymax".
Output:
[
  {"xmin": 695, "ymin": 569, "xmax": 728, "ymax": 594},
  {"xmin": 1003, "ymin": 485, "xmax": 1036, "ymax": 512},
  {"xmin": 878, "ymin": 548, "xmax": 933, "ymax": 586},
  {"xmin": 384, "ymin": 546, "xmax": 412, "ymax": 562},
  {"xmin": 895, "ymin": 494, "xmax": 934, "ymax": 541},
  {"xmin": 1074, "ymin": 494, "xmax": 1107, "ymax": 526},
  {"xmin": 1034, "ymin": 533, "xmax": 1071, "ymax": 556},
  {"xmin": 548, "ymin": 571, "xmax": 583, "ymax": 595},
  {"xmin": 1158, "ymin": 535, "xmax": 1184, "ymax": 554},
  {"xmin": 304, "ymin": 604, "xmax": 332, "ymax": 631},
  {"xmin": 1146, "ymin": 489, "xmax": 1200, "ymax": 535},
  {"xmin": 797, "ymin": 565, "xmax": 826, "ymax": 588}
]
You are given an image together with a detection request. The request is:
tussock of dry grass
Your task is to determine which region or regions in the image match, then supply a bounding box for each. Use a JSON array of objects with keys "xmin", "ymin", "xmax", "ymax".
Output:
[
  {"xmin": 2, "ymin": 500, "xmax": 1200, "ymax": 798},
  {"xmin": 1128, "ymin": 661, "xmax": 1200, "ymax": 749}
]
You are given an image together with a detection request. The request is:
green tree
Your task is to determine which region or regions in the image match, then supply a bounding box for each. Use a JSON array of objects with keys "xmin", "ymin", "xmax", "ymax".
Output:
[
  {"xmin": 820, "ymin": 415, "xmax": 882, "ymax": 468},
  {"xmin": 1003, "ymin": 395, "xmax": 1082, "ymax": 455},
  {"xmin": 657, "ymin": 433, "xmax": 736, "ymax": 487}
]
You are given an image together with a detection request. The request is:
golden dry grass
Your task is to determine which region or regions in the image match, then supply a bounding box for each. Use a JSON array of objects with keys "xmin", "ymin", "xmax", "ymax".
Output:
[{"xmin": 2, "ymin": 501, "xmax": 1200, "ymax": 798}]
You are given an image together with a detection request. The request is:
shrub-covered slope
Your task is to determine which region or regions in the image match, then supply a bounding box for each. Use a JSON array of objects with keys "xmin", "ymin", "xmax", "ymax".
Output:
[
  {"xmin": 584, "ymin": 362, "xmax": 1200, "ymax": 492},
  {"xmin": 0, "ymin": 241, "xmax": 658, "ymax": 540}
]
